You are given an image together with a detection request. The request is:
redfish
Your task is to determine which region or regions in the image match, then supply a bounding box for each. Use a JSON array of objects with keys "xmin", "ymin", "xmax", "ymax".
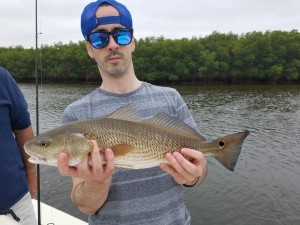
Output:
[{"xmin": 24, "ymin": 104, "xmax": 249, "ymax": 171}]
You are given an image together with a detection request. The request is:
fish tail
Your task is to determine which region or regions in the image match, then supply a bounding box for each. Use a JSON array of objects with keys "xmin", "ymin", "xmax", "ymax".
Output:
[{"xmin": 213, "ymin": 130, "xmax": 249, "ymax": 171}]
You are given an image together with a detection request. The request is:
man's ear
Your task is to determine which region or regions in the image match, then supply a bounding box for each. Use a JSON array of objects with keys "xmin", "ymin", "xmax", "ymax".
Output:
[
  {"xmin": 131, "ymin": 37, "xmax": 135, "ymax": 53},
  {"xmin": 85, "ymin": 41, "xmax": 95, "ymax": 61}
]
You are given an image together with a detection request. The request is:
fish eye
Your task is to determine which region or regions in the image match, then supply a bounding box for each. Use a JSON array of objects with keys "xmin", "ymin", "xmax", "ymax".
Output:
[
  {"xmin": 40, "ymin": 140, "xmax": 49, "ymax": 147},
  {"xmin": 218, "ymin": 141, "xmax": 225, "ymax": 147}
]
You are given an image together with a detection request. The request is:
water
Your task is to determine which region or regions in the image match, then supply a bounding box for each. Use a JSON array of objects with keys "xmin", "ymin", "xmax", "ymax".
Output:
[{"xmin": 19, "ymin": 83, "xmax": 300, "ymax": 225}]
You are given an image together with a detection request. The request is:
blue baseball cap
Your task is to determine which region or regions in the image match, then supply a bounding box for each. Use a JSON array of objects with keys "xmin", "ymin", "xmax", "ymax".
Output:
[{"xmin": 81, "ymin": 0, "xmax": 133, "ymax": 39}]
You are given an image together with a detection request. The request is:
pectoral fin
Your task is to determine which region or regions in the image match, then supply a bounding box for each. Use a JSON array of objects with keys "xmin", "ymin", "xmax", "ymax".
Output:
[{"xmin": 111, "ymin": 144, "xmax": 135, "ymax": 156}]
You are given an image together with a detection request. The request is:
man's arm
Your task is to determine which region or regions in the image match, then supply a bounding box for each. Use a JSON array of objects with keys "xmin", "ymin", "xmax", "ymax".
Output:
[
  {"xmin": 57, "ymin": 141, "xmax": 115, "ymax": 215},
  {"xmin": 14, "ymin": 125, "xmax": 37, "ymax": 198}
]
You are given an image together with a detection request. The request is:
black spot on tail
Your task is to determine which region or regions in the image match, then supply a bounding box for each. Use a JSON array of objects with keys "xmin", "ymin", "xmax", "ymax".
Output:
[{"xmin": 219, "ymin": 141, "xmax": 225, "ymax": 147}]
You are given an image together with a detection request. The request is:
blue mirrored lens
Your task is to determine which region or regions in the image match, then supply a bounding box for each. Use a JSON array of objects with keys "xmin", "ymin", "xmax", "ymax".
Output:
[
  {"xmin": 88, "ymin": 29, "xmax": 133, "ymax": 49},
  {"xmin": 114, "ymin": 31, "xmax": 132, "ymax": 45},
  {"xmin": 89, "ymin": 33, "xmax": 109, "ymax": 48}
]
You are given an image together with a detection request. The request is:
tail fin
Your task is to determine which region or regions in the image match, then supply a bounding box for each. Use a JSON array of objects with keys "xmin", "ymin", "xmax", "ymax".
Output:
[{"xmin": 214, "ymin": 130, "xmax": 250, "ymax": 171}]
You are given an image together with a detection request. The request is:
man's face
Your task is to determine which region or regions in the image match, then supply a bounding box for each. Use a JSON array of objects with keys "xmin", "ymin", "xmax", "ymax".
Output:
[{"xmin": 86, "ymin": 5, "xmax": 135, "ymax": 78}]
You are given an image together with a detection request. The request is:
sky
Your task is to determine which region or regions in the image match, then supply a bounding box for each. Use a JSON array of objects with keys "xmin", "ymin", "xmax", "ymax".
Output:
[{"xmin": 0, "ymin": 0, "xmax": 300, "ymax": 48}]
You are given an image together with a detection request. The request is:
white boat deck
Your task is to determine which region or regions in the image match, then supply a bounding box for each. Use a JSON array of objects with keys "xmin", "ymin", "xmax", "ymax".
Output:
[{"xmin": 32, "ymin": 199, "xmax": 88, "ymax": 225}]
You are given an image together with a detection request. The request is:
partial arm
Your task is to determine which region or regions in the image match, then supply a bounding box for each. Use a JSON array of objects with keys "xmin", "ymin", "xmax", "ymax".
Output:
[{"xmin": 14, "ymin": 125, "xmax": 37, "ymax": 197}]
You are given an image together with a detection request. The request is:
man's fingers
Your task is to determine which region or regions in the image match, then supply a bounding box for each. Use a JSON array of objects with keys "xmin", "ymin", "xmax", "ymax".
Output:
[
  {"xmin": 90, "ymin": 140, "xmax": 102, "ymax": 168},
  {"xmin": 180, "ymin": 148, "xmax": 206, "ymax": 168},
  {"xmin": 103, "ymin": 148, "xmax": 115, "ymax": 174},
  {"xmin": 57, "ymin": 153, "xmax": 77, "ymax": 177}
]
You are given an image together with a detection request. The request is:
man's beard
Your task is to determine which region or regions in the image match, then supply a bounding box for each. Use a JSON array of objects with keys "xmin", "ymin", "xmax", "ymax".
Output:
[
  {"xmin": 104, "ymin": 51, "xmax": 130, "ymax": 77},
  {"xmin": 108, "ymin": 64, "xmax": 127, "ymax": 77}
]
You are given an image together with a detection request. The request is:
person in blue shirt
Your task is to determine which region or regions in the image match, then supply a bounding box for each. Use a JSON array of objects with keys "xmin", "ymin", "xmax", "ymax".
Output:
[{"xmin": 0, "ymin": 67, "xmax": 37, "ymax": 225}]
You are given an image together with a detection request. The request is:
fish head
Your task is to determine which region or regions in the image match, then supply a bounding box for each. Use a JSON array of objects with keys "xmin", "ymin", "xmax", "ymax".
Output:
[{"xmin": 24, "ymin": 131, "xmax": 94, "ymax": 167}]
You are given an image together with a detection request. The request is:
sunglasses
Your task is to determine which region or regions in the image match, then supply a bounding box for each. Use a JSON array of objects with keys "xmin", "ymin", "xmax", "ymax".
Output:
[{"xmin": 87, "ymin": 28, "xmax": 133, "ymax": 49}]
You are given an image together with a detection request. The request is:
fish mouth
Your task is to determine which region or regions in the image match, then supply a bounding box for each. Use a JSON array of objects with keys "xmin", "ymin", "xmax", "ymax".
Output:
[
  {"xmin": 28, "ymin": 154, "xmax": 58, "ymax": 166},
  {"xmin": 28, "ymin": 155, "xmax": 48, "ymax": 164}
]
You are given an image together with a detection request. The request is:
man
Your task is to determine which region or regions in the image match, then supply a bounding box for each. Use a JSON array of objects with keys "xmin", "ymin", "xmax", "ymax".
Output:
[
  {"xmin": 57, "ymin": 0, "xmax": 207, "ymax": 224},
  {"xmin": 0, "ymin": 67, "xmax": 37, "ymax": 225}
]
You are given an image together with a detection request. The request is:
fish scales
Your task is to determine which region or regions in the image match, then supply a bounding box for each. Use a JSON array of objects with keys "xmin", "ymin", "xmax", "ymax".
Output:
[{"xmin": 75, "ymin": 118, "xmax": 203, "ymax": 167}]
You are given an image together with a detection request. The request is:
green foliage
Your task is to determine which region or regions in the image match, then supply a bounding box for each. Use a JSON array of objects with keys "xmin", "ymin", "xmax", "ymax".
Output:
[{"xmin": 1, "ymin": 30, "xmax": 300, "ymax": 84}]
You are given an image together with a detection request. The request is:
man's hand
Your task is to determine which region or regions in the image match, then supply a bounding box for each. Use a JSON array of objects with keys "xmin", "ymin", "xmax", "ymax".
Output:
[
  {"xmin": 160, "ymin": 148, "xmax": 207, "ymax": 187},
  {"xmin": 57, "ymin": 140, "xmax": 115, "ymax": 182}
]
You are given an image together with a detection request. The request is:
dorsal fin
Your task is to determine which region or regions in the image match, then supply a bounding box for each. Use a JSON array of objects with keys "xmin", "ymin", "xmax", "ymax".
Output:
[
  {"xmin": 143, "ymin": 113, "xmax": 206, "ymax": 141},
  {"xmin": 106, "ymin": 103, "xmax": 141, "ymax": 122}
]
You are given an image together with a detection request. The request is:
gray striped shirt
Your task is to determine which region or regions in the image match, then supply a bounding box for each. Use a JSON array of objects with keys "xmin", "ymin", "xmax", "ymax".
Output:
[{"xmin": 62, "ymin": 82, "xmax": 198, "ymax": 225}]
